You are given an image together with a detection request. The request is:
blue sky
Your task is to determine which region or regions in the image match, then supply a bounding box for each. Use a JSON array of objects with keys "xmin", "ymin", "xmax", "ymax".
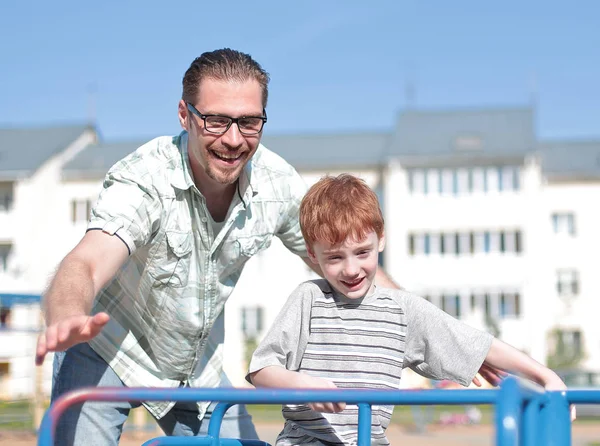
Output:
[{"xmin": 0, "ymin": 0, "xmax": 598, "ymax": 142}]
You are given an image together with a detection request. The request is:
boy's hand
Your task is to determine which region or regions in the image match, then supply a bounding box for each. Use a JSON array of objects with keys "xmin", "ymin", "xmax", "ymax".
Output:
[
  {"xmin": 297, "ymin": 374, "xmax": 346, "ymax": 413},
  {"xmin": 542, "ymin": 372, "xmax": 576, "ymax": 421}
]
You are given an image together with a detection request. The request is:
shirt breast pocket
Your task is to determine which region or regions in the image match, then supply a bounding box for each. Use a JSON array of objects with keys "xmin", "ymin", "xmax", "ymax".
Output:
[
  {"xmin": 148, "ymin": 230, "xmax": 193, "ymax": 288},
  {"xmin": 218, "ymin": 233, "xmax": 272, "ymax": 277}
]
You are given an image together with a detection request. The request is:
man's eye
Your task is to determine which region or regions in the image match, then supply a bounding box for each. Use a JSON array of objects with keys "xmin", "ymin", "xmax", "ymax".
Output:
[{"xmin": 207, "ymin": 117, "xmax": 230, "ymax": 127}]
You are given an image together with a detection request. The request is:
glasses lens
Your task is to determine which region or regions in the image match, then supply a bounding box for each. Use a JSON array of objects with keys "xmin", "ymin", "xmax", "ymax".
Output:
[
  {"xmin": 238, "ymin": 118, "xmax": 264, "ymax": 135},
  {"xmin": 205, "ymin": 116, "xmax": 232, "ymax": 133}
]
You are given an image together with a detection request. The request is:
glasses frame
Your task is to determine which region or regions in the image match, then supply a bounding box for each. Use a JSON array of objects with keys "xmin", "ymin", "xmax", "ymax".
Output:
[{"xmin": 186, "ymin": 102, "xmax": 267, "ymax": 135}]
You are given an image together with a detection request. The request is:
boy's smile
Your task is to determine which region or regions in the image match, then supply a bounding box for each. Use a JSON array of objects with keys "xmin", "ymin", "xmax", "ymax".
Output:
[{"xmin": 308, "ymin": 231, "xmax": 385, "ymax": 299}]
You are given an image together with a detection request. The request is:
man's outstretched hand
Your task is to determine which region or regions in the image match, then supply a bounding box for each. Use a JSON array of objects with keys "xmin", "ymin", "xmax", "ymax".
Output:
[{"xmin": 35, "ymin": 312, "xmax": 110, "ymax": 365}]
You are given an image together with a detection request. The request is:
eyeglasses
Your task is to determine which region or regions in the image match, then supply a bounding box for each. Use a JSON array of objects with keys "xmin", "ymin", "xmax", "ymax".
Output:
[{"xmin": 186, "ymin": 103, "xmax": 267, "ymax": 136}]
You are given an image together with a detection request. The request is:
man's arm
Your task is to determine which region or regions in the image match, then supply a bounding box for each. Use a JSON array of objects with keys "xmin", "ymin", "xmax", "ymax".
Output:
[{"xmin": 35, "ymin": 230, "xmax": 129, "ymax": 365}]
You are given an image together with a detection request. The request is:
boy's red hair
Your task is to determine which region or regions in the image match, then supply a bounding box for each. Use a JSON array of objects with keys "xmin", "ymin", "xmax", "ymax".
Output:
[{"xmin": 299, "ymin": 174, "xmax": 384, "ymax": 248}]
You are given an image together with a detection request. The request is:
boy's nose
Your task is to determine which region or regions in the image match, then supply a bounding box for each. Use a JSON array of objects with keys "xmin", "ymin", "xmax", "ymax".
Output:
[{"xmin": 342, "ymin": 259, "xmax": 360, "ymax": 276}]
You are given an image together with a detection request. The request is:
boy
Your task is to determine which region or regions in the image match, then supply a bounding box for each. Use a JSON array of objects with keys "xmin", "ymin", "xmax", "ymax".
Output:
[{"xmin": 247, "ymin": 174, "xmax": 569, "ymax": 445}]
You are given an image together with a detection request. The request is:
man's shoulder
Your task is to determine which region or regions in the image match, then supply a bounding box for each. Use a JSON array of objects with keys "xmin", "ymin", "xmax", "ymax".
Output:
[
  {"xmin": 251, "ymin": 144, "xmax": 301, "ymax": 179},
  {"xmin": 107, "ymin": 135, "xmax": 182, "ymax": 187},
  {"xmin": 118, "ymin": 136, "xmax": 180, "ymax": 168}
]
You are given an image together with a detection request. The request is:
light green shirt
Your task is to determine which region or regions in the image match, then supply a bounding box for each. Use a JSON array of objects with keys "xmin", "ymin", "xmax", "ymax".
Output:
[{"xmin": 88, "ymin": 131, "xmax": 308, "ymax": 418}]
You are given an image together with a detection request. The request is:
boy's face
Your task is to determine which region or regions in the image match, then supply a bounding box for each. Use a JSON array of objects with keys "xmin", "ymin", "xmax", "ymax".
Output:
[{"xmin": 308, "ymin": 231, "xmax": 385, "ymax": 299}]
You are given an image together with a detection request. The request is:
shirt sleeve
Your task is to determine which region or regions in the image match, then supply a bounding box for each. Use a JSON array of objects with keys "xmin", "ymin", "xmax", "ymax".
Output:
[
  {"xmin": 87, "ymin": 161, "xmax": 162, "ymax": 255},
  {"xmin": 275, "ymin": 168, "xmax": 309, "ymax": 257},
  {"xmin": 246, "ymin": 281, "xmax": 315, "ymax": 383},
  {"xmin": 402, "ymin": 292, "xmax": 493, "ymax": 387}
]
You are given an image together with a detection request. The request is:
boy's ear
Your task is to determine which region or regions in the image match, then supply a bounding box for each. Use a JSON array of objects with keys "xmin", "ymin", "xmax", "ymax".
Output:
[
  {"xmin": 306, "ymin": 244, "xmax": 319, "ymax": 264},
  {"xmin": 378, "ymin": 233, "xmax": 386, "ymax": 252}
]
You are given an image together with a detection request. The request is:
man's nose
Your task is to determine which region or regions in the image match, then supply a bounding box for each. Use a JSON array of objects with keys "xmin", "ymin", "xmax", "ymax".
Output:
[{"xmin": 221, "ymin": 122, "xmax": 244, "ymax": 147}]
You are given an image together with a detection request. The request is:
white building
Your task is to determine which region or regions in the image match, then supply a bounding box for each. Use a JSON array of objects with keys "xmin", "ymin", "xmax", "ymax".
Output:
[
  {"xmin": 0, "ymin": 124, "xmax": 97, "ymax": 398},
  {"xmin": 1, "ymin": 105, "xmax": 599, "ymax": 397}
]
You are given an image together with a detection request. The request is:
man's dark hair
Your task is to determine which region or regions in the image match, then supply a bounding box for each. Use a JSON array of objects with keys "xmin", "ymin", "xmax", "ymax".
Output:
[{"xmin": 182, "ymin": 48, "xmax": 270, "ymax": 108}]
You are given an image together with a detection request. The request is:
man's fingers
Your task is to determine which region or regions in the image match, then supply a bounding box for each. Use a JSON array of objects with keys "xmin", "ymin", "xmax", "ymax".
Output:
[
  {"xmin": 35, "ymin": 333, "xmax": 47, "ymax": 366},
  {"xmin": 44, "ymin": 325, "xmax": 58, "ymax": 351},
  {"xmin": 84, "ymin": 313, "xmax": 110, "ymax": 338}
]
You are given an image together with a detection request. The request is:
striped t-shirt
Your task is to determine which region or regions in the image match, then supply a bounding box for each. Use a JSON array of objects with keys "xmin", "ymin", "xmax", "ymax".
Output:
[{"xmin": 248, "ymin": 279, "xmax": 492, "ymax": 445}]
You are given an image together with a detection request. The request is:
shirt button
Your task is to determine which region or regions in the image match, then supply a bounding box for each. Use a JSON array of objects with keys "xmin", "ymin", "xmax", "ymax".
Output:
[{"xmin": 201, "ymin": 217, "xmax": 207, "ymax": 223}]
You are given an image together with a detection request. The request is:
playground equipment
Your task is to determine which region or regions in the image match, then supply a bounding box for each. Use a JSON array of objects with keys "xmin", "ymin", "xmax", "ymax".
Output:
[{"xmin": 38, "ymin": 376, "xmax": 599, "ymax": 446}]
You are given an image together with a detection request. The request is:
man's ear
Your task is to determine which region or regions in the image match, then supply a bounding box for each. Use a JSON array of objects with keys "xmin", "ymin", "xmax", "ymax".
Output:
[
  {"xmin": 378, "ymin": 233, "xmax": 386, "ymax": 252},
  {"xmin": 178, "ymin": 100, "xmax": 189, "ymax": 130}
]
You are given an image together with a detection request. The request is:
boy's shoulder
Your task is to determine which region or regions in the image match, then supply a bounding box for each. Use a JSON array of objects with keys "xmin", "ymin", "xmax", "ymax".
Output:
[
  {"xmin": 375, "ymin": 287, "xmax": 429, "ymax": 308},
  {"xmin": 295, "ymin": 278, "xmax": 333, "ymax": 296}
]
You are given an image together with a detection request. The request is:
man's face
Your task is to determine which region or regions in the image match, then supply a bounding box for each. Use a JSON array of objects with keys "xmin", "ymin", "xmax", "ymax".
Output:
[
  {"xmin": 179, "ymin": 78, "xmax": 264, "ymax": 186},
  {"xmin": 308, "ymin": 231, "xmax": 385, "ymax": 299}
]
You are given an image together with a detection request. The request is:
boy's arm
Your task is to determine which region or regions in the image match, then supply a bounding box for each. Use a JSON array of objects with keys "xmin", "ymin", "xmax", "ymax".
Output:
[
  {"xmin": 250, "ymin": 366, "xmax": 345, "ymax": 413},
  {"xmin": 484, "ymin": 338, "xmax": 566, "ymax": 390}
]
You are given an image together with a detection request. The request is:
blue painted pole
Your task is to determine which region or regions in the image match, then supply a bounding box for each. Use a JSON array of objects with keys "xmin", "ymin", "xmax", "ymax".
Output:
[
  {"xmin": 496, "ymin": 377, "xmax": 521, "ymax": 446},
  {"xmin": 544, "ymin": 391, "xmax": 571, "ymax": 446},
  {"xmin": 357, "ymin": 403, "xmax": 372, "ymax": 445}
]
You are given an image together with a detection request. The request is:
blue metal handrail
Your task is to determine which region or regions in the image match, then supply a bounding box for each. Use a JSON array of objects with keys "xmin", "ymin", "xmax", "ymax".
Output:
[{"xmin": 37, "ymin": 377, "xmax": 600, "ymax": 446}]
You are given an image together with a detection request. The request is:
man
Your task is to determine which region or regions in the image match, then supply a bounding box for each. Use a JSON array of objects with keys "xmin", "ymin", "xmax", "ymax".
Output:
[{"xmin": 36, "ymin": 48, "xmax": 498, "ymax": 445}]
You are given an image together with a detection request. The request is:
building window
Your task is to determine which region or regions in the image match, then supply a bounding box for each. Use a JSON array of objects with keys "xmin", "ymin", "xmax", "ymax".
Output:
[
  {"xmin": 429, "ymin": 233, "xmax": 441, "ymax": 255},
  {"xmin": 241, "ymin": 306, "xmax": 264, "ymax": 339},
  {"xmin": 500, "ymin": 166, "xmax": 520, "ymax": 192},
  {"xmin": 471, "ymin": 168, "xmax": 486, "ymax": 192},
  {"xmin": 409, "ymin": 170, "xmax": 426, "ymax": 194},
  {"xmin": 0, "ymin": 307, "xmax": 10, "ymax": 327},
  {"xmin": 456, "ymin": 168, "xmax": 469, "ymax": 194},
  {"xmin": 0, "ymin": 244, "xmax": 12, "ymax": 272},
  {"xmin": 557, "ymin": 269, "xmax": 579, "ymax": 297},
  {"xmin": 552, "ymin": 213, "xmax": 576, "ymax": 236},
  {"xmin": 458, "ymin": 233, "xmax": 470, "ymax": 255},
  {"xmin": 441, "ymin": 169, "xmax": 454, "ymax": 194},
  {"xmin": 426, "ymin": 169, "xmax": 439, "ymax": 195},
  {"xmin": 500, "ymin": 292, "xmax": 521, "ymax": 318},
  {"xmin": 442, "ymin": 294, "xmax": 461, "ymax": 318},
  {"xmin": 0, "ymin": 182, "xmax": 14, "ymax": 211},
  {"xmin": 486, "ymin": 167, "xmax": 499, "ymax": 192},
  {"xmin": 555, "ymin": 330, "xmax": 583, "ymax": 357},
  {"xmin": 442, "ymin": 233, "xmax": 457, "ymax": 255},
  {"xmin": 515, "ymin": 231, "xmax": 522, "ymax": 253},
  {"xmin": 71, "ymin": 199, "xmax": 92, "ymax": 223}
]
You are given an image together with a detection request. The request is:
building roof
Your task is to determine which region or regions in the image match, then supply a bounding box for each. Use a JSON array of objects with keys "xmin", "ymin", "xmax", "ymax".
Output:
[
  {"xmin": 540, "ymin": 140, "xmax": 600, "ymax": 181},
  {"xmin": 0, "ymin": 124, "xmax": 92, "ymax": 180},
  {"xmin": 62, "ymin": 140, "xmax": 145, "ymax": 180},
  {"xmin": 387, "ymin": 106, "xmax": 535, "ymax": 157},
  {"xmin": 261, "ymin": 131, "xmax": 391, "ymax": 170}
]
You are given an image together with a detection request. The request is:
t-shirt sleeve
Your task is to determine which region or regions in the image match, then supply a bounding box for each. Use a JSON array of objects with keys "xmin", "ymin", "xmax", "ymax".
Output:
[
  {"xmin": 402, "ymin": 292, "xmax": 493, "ymax": 387},
  {"xmin": 87, "ymin": 161, "xmax": 162, "ymax": 255},
  {"xmin": 275, "ymin": 169, "xmax": 309, "ymax": 257},
  {"xmin": 246, "ymin": 282, "xmax": 314, "ymax": 383}
]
